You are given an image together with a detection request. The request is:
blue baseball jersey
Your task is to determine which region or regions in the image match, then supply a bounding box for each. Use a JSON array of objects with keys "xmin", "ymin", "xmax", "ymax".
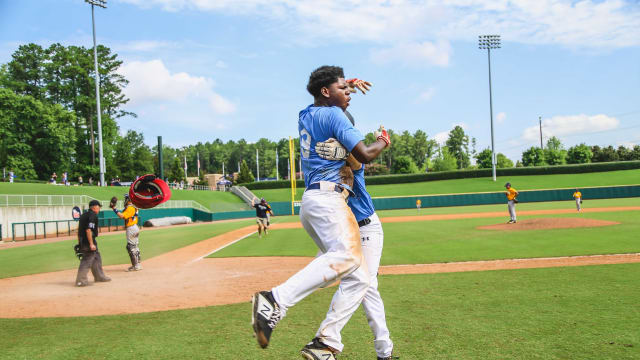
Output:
[
  {"xmin": 348, "ymin": 164, "xmax": 376, "ymax": 222},
  {"xmin": 299, "ymin": 105, "xmax": 363, "ymax": 188}
]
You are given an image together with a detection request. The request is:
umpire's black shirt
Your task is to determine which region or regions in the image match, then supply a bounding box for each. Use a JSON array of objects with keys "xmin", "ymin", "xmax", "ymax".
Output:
[
  {"xmin": 253, "ymin": 203, "xmax": 270, "ymax": 218},
  {"xmin": 78, "ymin": 210, "xmax": 99, "ymax": 249}
]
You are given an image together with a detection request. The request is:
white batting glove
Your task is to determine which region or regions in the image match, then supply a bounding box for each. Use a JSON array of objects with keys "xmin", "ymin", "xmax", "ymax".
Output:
[{"xmin": 315, "ymin": 138, "xmax": 349, "ymax": 160}]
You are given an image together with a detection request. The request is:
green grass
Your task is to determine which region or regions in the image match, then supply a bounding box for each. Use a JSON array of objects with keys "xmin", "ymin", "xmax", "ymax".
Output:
[
  {"xmin": 253, "ymin": 169, "xmax": 640, "ymax": 201},
  {"xmin": 2, "ymin": 263, "xmax": 639, "ymax": 359},
  {"xmin": 0, "ymin": 220, "xmax": 253, "ymax": 279},
  {"xmin": 0, "ymin": 182, "xmax": 244, "ymax": 211},
  {"xmin": 268, "ymin": 197, "xmax": 640, "ymax": 223},
  {"xmin": 212, "ymin": 211, "xmax": 640, "ymax": 264}
]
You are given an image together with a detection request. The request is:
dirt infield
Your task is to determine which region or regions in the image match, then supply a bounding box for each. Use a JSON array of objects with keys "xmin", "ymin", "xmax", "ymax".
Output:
[
  {"xmin": 1, "ymin": 206, "xmax": 639, "ymax": 318},
  {"xmin": 477, "ymin": 217, "xmax": 620, "ymax": 231}
]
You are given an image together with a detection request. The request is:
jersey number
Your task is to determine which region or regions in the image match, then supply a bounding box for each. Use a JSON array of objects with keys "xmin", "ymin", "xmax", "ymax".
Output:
[{"xmin": 300, "ymin": 128, "xmax": 311, "ymax": 158}]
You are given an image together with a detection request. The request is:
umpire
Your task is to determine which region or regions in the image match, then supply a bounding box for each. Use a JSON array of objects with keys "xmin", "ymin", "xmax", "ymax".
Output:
[{"xmin": 75, "ymin": 200, "xmax": 111, "ymax": 287}]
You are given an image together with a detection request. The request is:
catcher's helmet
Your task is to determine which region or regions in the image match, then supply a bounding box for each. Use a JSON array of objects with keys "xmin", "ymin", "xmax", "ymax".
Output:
[{"xmin": 129, "ymin": 174, "xmax": 172, "ymax": 209}]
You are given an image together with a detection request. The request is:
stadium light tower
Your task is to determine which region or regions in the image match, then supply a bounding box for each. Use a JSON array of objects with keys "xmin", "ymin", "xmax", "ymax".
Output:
[
  {"xmin": 86, "ymin": 0, "xmax": 107, "ymax": 186},
  {"xmin": 478, "ymin": 34, "xmax": 500, "ymax": 182}
]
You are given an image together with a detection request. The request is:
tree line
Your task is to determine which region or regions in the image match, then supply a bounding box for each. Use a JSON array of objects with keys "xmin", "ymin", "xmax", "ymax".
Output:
[{"xmin": 1, "ymin": 43, "xmax": 638, "ymax": 184}]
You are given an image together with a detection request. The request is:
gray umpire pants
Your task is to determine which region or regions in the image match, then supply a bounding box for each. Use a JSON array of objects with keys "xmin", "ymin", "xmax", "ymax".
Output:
[
  {"xmin": 126, "ymin": 225, "xmax": 141, "ymax": 266},
  {"xmin": 75, "ymin": 249, "xmax": 108, "ymax": 284},
  {"xmin": 508, "ymin": 200, "xmax": 517, "ymax": 221}
]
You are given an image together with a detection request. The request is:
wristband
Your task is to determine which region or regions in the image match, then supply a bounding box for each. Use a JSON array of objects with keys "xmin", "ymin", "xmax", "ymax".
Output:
[
  {"xmin": 377, "ymin": 135, "xmax": 390, "ymax": 146},
  {"xmin": 113, "ymin": 208, "xmax": 119, "ymax": 215}
]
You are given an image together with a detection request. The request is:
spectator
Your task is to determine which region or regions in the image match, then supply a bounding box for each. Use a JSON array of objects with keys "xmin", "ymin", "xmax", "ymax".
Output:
[
  {"xmin": 62, "ymin": 172, "xmax": 68, "ymax": 185},
  {"xmin": 51, "ymin": 172, "xmax": 57, "ymax": 184},
  {"xmin": 9, "ymin": 170, "xmax": 14, "ymax": 183},
  {"xmin": 88, "ymin": 177, "xmax": 93, "ymax": 186},
  {"xmin": 78, "ymin": 176, "xmax": 83, "ymax": 186}
]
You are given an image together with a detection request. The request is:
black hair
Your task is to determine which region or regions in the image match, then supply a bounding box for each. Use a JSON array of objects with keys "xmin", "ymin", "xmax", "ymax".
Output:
[{"xmin": 306, "ymin": 65, "xmax": 345, "ymax": 98}]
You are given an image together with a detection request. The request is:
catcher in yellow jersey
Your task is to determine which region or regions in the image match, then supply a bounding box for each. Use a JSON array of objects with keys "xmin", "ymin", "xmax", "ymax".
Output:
[{"xmin": 110, "ymin": 194, "xmax": 142, "ymax": 271}]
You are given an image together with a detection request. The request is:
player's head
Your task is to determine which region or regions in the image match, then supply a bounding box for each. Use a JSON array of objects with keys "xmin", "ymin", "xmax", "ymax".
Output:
[
  {"xmin": 505, "ymin": 182, "xmax": 511, "ymax": 189},
  {"xmin": 123, "ymin": 194, "xmax": 131, "ymax": 205},
  {"xmin": 88, "ymin": 199, "xmax": 102, "ymax": 214},
  {"xmin": 260, "ymin": 198, "xmax": 266, "ymax": 204},
  {"xmin": 307, "ymin": 65, "xmax": 350, "ymax": 111}
]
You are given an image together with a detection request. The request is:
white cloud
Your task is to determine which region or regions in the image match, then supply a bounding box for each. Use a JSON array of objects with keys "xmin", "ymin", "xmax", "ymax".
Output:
[
  {"xmin": 496, "ymin": 112, "xmax": 507, "ymax": 124},
  {"xmin": 417, "ymin": 87, "xmax": 436, "ymax": 102},
  {"xmin": 371, "ymin": 40, "xmax": 452, "ymax": 67},
  {"xmin": 121, "ymin": 0, "xmax": 640, "ymax": 49},
  {"xmin": 433, "ymin": 131, "xmax": 449, "ymax": 145},
  {"xmin": 119, "ymin": 59, "xmax": 235, "ymax": 114},
  {"xmin": 522, "ymin": 114, "xmax": 620, "ymax": 141}
]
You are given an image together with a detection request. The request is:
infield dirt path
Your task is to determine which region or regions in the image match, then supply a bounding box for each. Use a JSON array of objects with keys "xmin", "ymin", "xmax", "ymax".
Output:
[{"xmin": 1, "ymin": 206, "xmax": 639, "ymax": 318}]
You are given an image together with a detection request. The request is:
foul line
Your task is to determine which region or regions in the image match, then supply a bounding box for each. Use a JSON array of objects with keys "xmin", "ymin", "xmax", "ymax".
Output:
[{"xmin": 188, "ymin": 230, "xmax": 258, "ymax": 264}]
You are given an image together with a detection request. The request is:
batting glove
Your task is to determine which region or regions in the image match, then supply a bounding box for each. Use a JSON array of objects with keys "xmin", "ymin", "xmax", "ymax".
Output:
[
  {"xmin": 346, "ymin": 78, "xmax": 373, "ymax": 95},
  {"xmin": 374, "ymin": 126, "xmax": 391, "ymax": 147},
  {"xmin": 315, "ymin": 138, "xmax": 349, "ymax": 160}
]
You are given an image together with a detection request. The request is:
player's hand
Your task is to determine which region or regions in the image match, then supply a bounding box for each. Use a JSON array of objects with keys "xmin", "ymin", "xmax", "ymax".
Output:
[
  {"xmin": 90, "ymin": 244, "xmax": 96, "ymax": 251},
  {"xmin": 315, "ymin": 138, "xmax": 349, "ymax": 160},
  {"xmin": 346, "ymin": 78, "xmax": 372, "ymax": 95},
  {"xmin": 374, "ymin": 126, "xmax": 390, "ymax": 147}
]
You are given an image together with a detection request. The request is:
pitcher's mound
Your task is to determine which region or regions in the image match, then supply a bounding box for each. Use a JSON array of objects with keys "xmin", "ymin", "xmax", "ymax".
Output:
[{"xmin": 478, "ymin": 218, "xmax": 619, "ymax": 231}]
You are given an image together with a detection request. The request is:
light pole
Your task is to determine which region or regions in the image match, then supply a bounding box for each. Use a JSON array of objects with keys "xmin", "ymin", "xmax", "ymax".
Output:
[
  {"xmin": 478, "ymin": 34, "xmax": 500, "ymax": 181},
  {"xmin": 86, "ymin": 0, "xmax": 107, "ymax": 186}
]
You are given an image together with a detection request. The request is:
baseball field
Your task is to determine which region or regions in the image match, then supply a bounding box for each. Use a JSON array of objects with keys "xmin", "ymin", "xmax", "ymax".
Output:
[{"xmin": 1, "ymin": 182, "xmax": 639, "ymax": 359}]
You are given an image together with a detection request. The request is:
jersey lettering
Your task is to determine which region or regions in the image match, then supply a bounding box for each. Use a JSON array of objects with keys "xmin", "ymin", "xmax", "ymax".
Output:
[{"xmin": 300, "ymin": 128, "xmax": 311, "ymax": 158}]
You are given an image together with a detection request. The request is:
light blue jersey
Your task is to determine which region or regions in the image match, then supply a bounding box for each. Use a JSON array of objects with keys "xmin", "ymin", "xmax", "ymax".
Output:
[
  {"xmin": 348, "ymin": 164, "xmax": 376, "ymax": 222},
  {"xmin": 299, "ymin": 105, "xmax": 363, "ymax": 188}
]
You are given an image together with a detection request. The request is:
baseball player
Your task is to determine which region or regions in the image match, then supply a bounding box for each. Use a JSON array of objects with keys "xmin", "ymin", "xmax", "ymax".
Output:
[
  {"xmin": 251, "ymin": 65, "xmax": 389, "ymax": 360},
  {"xmin": 75, "ymin": 200, "xmax": 111, "ymax": 286},
  {"xmin": 314, "ymin": 113, "xmax": 397, "ymax": 359},
  {"xmin": 416, "ymin": 199, "xmax": 421, "ymax": 212},
  {"xmin": 110, "ymin": 194, "xmax": 142, "ymax": 271},
  {"xmin": 573, "ymin": 188, "xmax": 582, "ymax": 212},
  {"xmin": 505, "ymin": 182, "xmax": 519, "ymax": 223},
  {"xmin": 252, "ymin": 197, "xmax": 274, "ymax": 238}
]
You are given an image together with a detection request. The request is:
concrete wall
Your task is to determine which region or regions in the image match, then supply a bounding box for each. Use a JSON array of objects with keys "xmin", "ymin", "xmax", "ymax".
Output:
[{"xmin": 0, "ymin": 206, "xmax": 80, "ymax": 240}]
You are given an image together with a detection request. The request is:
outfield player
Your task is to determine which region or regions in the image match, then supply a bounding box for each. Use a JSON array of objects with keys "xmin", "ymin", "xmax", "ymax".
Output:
[
  {"xmin": 251, "ymin": 65, "xmax": 389, "ymax": 359},
  {"xmin": 573, "ymin": 188, "xmax": 582, "ymax": 212},
  {"xmin": 314, "ymin": 119, "xmax": 397, "ymax": 359},
  {"xmin": 416, "ymin": 199, "xmax": 421, "ymax": 212},
  {"xmin": 111, "ymin": 194, "xmax": 142, "ymax": 271},
  {"xmin": 252, "ymin": 197, "xmax": 274, "ymax": 237},
  {"xmin": 505, "ymin": 182, "xmax": 519, "ymax": 223}
]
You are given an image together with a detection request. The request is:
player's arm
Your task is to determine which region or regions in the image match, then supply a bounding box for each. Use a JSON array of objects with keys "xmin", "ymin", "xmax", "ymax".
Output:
[{"xmin": 86, "ymin": 228, "xmax": 96, "ymax": 251}]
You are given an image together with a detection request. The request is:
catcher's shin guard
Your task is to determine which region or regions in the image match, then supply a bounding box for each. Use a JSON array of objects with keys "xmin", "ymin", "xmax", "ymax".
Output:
[{"xmin": 126, "ymin": 243, "xmax": 141, "ymax": 266}]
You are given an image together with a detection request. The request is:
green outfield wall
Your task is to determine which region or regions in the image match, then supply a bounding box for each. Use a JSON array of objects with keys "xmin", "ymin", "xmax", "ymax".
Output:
[{"xmin": 98, "ymin": 185, "xmax": 640, "ymax": 224}]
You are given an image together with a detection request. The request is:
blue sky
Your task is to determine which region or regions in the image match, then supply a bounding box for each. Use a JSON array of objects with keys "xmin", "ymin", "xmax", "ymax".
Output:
[{"xmin": 1, "ymin": 0, "xmax": 639, "ymax": 162}]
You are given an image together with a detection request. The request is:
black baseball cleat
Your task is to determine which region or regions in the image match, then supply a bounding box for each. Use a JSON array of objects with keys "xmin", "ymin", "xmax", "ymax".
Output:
[
  {"xmin": 378, "ymin": 354, "xmax": 399, "ymax": 360},
  {"xmin": 251, "ymin": 291, "xmax": 281, "ymax": 349},
  {"xmin": 300, "ymin": 337, "xmax": 338, "ymax": 360}
]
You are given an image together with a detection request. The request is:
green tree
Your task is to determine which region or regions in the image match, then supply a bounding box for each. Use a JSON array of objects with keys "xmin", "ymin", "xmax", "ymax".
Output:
[
  {"xmin": 237, "ymin": 160, "xmax": 255, "ymax": 183},
  {"xmin": 445, "ymin": 126, "xmax": 470, "ymax": 169},
  {"xmin": 432, "ymin": 146, "xmax": 458, "ymax": 172},
  {"xmin": 543, "ymin": 136, "xmax": 567, "ymax": 165},
  {"xmin": 591, "ymin": 145, "xmax": 618, "ymax": 162},
  {"xmin": 168, "ymin": 156, "xmax": 186, "ymax": 183},
  {"xmin": 391, "ymin": 155, "xmax": 419, "ymax": 174},
  {"xmin": 496, "ymin": 153, "xmax": 514, "ymax": 168},
  {"xmin": 411, "ymin": 130, "xmax": 436, "ymax": 168},
  {"xmin": 566, "ymin": 143, "xmax": 593, "ymax": 164},
  {"xmin": 521, "ymin": 147, "xmax": 546, "ymax": 166}
]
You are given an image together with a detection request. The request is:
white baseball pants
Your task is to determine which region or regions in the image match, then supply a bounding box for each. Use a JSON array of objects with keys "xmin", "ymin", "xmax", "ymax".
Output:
[
  {"xmin": 272, "ymin": 183, "xmax": 369, "ymax": 351},
  {"xmin": 316, "ymin": 213, "xmax": 393, "ymax": 357},
  {"xmin": 508, "ymin": 200, "xmax": 517, "ymax": 221},
  {"xmin": 575, "ymin": 198, "xmax": 581, "ymax": 211}
]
